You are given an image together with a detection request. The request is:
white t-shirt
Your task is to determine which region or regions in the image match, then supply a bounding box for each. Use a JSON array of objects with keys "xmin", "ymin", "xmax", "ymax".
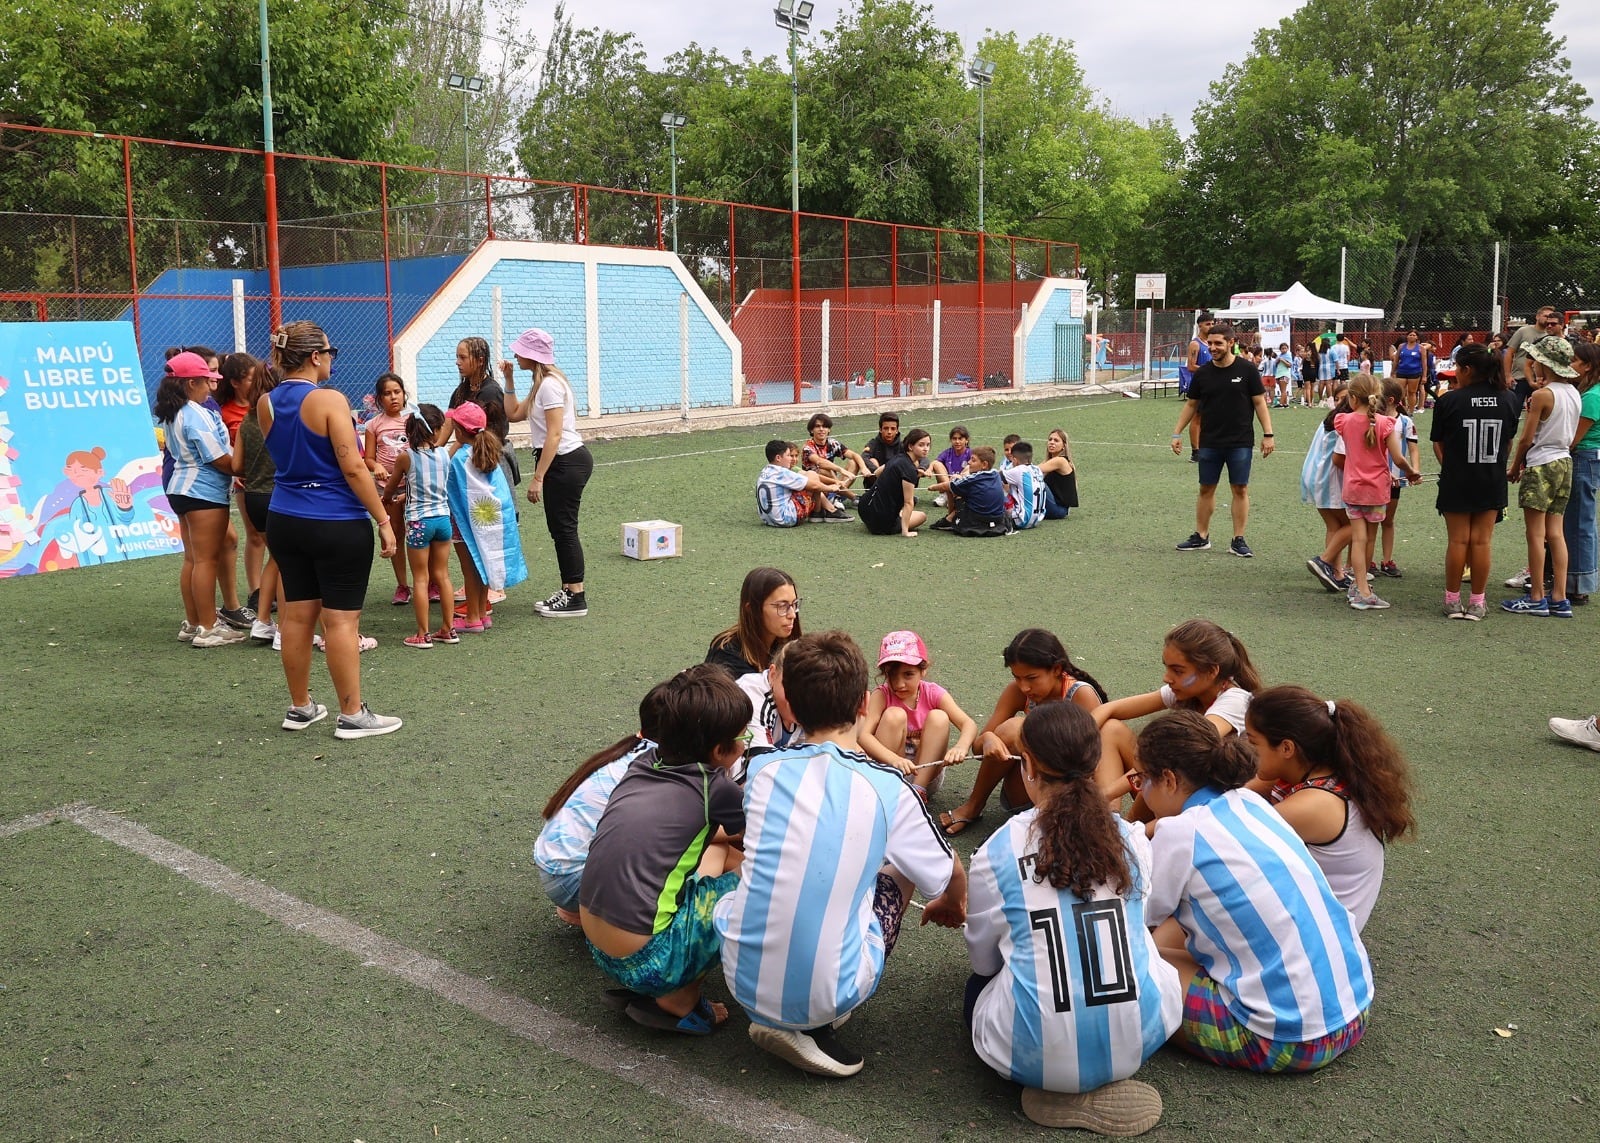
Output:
[
  {"xmin": 1158, "ymin": 683, "xmax": 1251, "ymax": 734},
  {"xmin": 965, "ymin": 812, "xmax": 1182, "ymax": 1093},
  {"xmin": 528, "ymin": 372, "xmax": 583, "ymax": 455},
  {"xmin": 736, "ymin": 668, "xmax": 800, "ymax": 751}
]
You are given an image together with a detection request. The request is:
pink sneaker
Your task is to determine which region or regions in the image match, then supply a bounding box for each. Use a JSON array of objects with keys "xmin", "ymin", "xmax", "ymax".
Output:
[
  {"xmin": 392, "ymin": 585, "xmax": 412, "ymax": 606},
  {"xmin": 403, "ymin": 632, "xmax": 432, "ymax": 649},
  {"xmin": 452, "ymin": 618, "xmax": 485, "ymax": 634},
  {"xmin": 428, "ymin": 583, "xmax": 441, "ymax": 602}
]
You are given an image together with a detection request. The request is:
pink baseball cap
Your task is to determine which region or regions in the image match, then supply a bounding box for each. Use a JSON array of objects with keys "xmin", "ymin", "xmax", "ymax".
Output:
[
  {"xmin": 445, "ymin": 402, "xmax": 487, "ymax": 433},
  {"xmin": 511, "ymin": 327, "xmax": 555, "ymax": 365},
  {"xmin": 878, "ymin": 630, "xmax": 929, "ymax": 667},
  {"xmin": 166, "ymin": 351, "xmax": 221, "ymax": 380}
]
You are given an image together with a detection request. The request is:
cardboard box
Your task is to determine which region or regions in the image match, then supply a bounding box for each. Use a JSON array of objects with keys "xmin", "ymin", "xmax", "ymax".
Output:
[{"xmin": 622, "ymin": 520, "xmax": 682, "ymax": 561}]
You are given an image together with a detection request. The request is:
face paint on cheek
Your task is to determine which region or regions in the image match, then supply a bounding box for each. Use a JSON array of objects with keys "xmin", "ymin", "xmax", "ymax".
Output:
[{"xmin": 1180, "ymin": 673, "xmax": 1198, "ymax": 688}]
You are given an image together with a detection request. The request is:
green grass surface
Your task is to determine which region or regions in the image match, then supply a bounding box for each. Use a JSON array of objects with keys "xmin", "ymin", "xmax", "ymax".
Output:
[{"xmin": 4, "ymin": 393, "xmax": 1598, "ymax": 1140}]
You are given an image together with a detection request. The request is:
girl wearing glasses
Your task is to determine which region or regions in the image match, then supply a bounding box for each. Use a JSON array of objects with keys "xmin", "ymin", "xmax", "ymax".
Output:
[{"xmin": 705, "ymin": 567, "xmax": 802, "ymax": 680}]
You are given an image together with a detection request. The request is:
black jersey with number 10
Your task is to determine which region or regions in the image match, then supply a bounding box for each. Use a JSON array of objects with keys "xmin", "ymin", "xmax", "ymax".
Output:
[{"xmin": 1430, "ymin": 383, "xmax": 1520, "ymax": 514}]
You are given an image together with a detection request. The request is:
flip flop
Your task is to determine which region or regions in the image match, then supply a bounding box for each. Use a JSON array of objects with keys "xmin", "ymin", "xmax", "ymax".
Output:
[
  {"xmin": 624, "ymin": 995, "xmax": 719, "ymax": 1036},
  {"xmin": 939, "ymin": 810, "xmax": 983, "ymax": 837},
  {"xmin": 601, "ymin": 987, "xmax": 647, "ymax": 1011}
]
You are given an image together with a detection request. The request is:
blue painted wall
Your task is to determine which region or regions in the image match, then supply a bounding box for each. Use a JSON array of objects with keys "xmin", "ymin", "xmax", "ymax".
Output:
[
  {"xmin": 130, "ymin": 256, "xmax": 462, "ymax": 403},
  {"xmin": 1025, "ymin": 289, "xmax": 1083, "ymax": 384}
]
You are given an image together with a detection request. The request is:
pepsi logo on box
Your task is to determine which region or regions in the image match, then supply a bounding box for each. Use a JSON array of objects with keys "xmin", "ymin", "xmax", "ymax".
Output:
[{"xmin": 621, "ymin": 519, "xmax": 682, "ymax": 561}]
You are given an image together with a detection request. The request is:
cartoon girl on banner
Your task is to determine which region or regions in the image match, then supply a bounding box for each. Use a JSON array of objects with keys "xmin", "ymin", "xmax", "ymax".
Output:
[{"xmin": 58, "ymin": 446, "xmax": 136, "ymax": 565}]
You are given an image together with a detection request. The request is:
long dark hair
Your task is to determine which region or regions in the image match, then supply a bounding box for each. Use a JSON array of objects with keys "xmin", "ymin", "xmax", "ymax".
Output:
[
  {"xmin": 1019, "ymin": 701, "xmax": 1132, "ymax": 899},
  {"xmin": 1165, "ymin": 619, "xmax": 1261, "ymax": 696},
  {"xmin": 1002, "ymin": 628, "xmax": 1108, "ymax": 703},
  {"xmin": 710, "ymin": 567, "xmax": 800, "ymax": 671},
  {"xmin": 541, "ymin": 683, "xmax": 674, "ymax": 819},
  {"xmin": 152, "ymin": 375, "xmax": 189, "ymax": 422},
  {"xmin": 1456, "ymin": 342, "xmax": 1508, "ymax": 391},
  {"xmin": 1137, "ymin": 710, "xmax": 1257, "ymax": 791},
  {"xmin": 405, "ymin": 403, "xmax": 446, "ymax": 450},
  {"xmin": 1246, "ymin": 686, "xmax": 1417, "ymax": 844},
  {"xmin": 216, "ymin": 352, "xmax": 258, "ymax": 405}
]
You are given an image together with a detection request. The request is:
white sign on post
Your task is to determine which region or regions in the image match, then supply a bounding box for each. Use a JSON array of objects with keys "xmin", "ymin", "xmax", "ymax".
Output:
[{"xmin": 1134, "ymin": 273, "xmax": 1167, "ymax": 302}]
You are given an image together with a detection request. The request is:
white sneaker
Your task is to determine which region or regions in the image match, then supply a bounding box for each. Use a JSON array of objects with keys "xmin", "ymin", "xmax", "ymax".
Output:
[
  {"xmin": 747, "ymin": 1023, "xmax": 864, "ymax": 1077},
  {"xmin": 1549, "ymin": 716, "xmax": 1600, "ymax": 752},
  {"xmin": 192, "ymin": 624, "xmax": 248, "ymax": 648},
  {"xmin": 1505, "ymin": 568, "xmax": 1531, "ymax": 589},
  {"xmin": 250, "ymin": 619, "xmax": 277, "ymax": 643},
  {"xmin": 334, "ymin": 704, "xmax": 403, "ymax": 740},
  {"xmin": 178, "ymin": 620, "xmax": 200, "ymax": 643}
]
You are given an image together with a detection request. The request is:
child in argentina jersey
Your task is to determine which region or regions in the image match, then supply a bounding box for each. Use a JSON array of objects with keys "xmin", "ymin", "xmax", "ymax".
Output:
[
  {"xmin": 1001, "ymin": 442, "xmax": 1048, "ymax": 529},
  {"xmin": 1137, "ymin": 711, "xmax": 1372, "ymax": 1073},
  {"xmin": 966, "ymin": 803, "xmax": 1180, "ymax": 1093},
  {"xmin": 715, "ymin": 740, "xmax": 954, "ymax": 1030}
]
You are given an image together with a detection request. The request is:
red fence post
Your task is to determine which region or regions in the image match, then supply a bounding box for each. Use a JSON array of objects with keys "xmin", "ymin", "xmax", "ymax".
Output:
[
  {"xmin": 381, "ymin": 164, "xmax": 395, "ymax": 369},
  {"xmin": 791, "ymin": 208, "xmax": 802, "ymax": 404},
  {"xmin": 728, "ymin": 204, "xmax": 737, "ymax": 318},
  {"xmin": 122, "ymin": 139, "xmax": 142, "ymax": 346},
  {"xmin": 263, "ymin": 149, "xmax": 283, "ymax": 330},
  {"xmin": 483, "ymin": 176, "xmax": 495, "ymax": 240}
]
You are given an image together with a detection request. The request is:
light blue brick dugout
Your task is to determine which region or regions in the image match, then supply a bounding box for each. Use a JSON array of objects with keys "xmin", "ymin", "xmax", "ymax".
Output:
[
  {"xmin": 395, "ymin": 241, "xmax": 742, "ymax": 420},
  {"xmin": 1022, "ymin": 283, "xmax": 1085, "ymax": 385}
]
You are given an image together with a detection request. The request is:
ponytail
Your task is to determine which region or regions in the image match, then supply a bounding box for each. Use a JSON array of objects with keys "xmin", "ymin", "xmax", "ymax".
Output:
[
  {"xmin": 469, "ymin": 427, "xmax": 504, "ymax": 474},
  {"xmin": 152, "ymin": 375, "xmax": 187, "ymax": 422},
  {"xmin": 406, "ymin": 403, "xmax": 445, "ymax": 450},
  {"xmin": 269, "ymin": 320, "xmax": 327, "ymax": 374},
  {"xmin": 1246, "ymin": 686, "xmax": 1416, "ymax": 842},
  {"xmin": 541, "ymin": 735, "xmax": 643, "ymax": 820},
  {"xmin": 1137, "ymin": 710, "xmax": 1257, "ymax": 791},
  {"xmin": 1019, "ymin": 702, "xmax": 1132, "ymax": 899}
]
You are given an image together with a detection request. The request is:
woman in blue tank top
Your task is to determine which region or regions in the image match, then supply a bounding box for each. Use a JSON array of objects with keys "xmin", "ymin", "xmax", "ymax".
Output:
[
  {"xmin": 260, "ymin": 320, "xmax": 402, "ymax": 741},
  {"xmin": 1390, "ymin": 331, "xmax": 1428, "ymax": 414}
]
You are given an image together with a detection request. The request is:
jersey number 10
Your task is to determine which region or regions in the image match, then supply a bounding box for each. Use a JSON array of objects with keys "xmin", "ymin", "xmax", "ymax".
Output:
[
  {"xmin": 1028, "ymin": 899, "xmax": 1140, "ymax": 1014},
  {"xmin": 1463, "ymin": 419, "xmax": 1504, "ymax": 464}
]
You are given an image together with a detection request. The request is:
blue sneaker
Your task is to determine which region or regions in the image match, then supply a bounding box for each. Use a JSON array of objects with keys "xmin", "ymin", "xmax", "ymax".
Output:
[
  {"xmin": 1175, "ymin": 532, "xmax": 1211, "ymax": 551},
  {"xmin": 1550, "ymin": 599, "xmax": 1574, "ymax": 619},
  {"xmin": 1501, "ymin": 594, "xmax": 1550, "ymax": 616}
]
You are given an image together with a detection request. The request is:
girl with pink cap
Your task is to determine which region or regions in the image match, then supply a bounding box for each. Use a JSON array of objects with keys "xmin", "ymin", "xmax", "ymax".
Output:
[{"xmin": 858, "ymin": 630, "xmax": 978, "ymax": 801}]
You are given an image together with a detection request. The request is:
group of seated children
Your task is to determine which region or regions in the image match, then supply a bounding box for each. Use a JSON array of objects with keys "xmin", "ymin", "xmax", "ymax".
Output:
[
  {"xmin": 755, "ymin": 412, "xmax": 1079, "ymax": 539},
  {"xmin": 534, "ymin": 610, "xmax": 1414, "ymax": 1136}
]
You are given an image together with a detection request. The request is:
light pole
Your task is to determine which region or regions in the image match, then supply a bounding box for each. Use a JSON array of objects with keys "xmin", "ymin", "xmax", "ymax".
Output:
[
  {"xmin": 447, "ymin": 72, "xmax": 486, "ymax": 173},
  {"xmin": 968, "ymin": 57, "xmax": 996, "ymax": 232},
  {"xmin": 660, "ymin": 112, "xmax": 686, "ymax": 254},
  {"xmin": 773, "ymin": 0, "xmax": 814, "ymax": 214}
]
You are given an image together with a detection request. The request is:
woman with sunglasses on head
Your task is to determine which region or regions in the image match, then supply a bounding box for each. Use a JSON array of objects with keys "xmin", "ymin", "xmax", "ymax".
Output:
[{"xmin": 260, "ymin": 321, "xmax": 401, "ymax": 740}]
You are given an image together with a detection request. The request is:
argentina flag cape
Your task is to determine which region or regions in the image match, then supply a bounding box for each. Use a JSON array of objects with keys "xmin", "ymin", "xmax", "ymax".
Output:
[{"xmin": 447, "ymin": 448, "xmax": 528, "ymax": 591}]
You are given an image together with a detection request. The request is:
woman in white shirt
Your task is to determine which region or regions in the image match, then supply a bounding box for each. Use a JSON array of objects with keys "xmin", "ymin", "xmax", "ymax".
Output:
[{"xmin": 502, "ymin": 327, "xmax": 594, "ymax": 618}]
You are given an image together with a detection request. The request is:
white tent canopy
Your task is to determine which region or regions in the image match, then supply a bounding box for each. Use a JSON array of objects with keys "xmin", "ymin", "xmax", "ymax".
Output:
[{"xmin": 1212, "ymin": 281, "xmax": 1384, "ymax": 321}]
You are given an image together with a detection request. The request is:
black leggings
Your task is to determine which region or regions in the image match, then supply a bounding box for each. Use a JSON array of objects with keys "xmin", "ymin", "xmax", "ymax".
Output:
[{"xmin": 539, "ymin": 445, "xmax": 593, "ymax": 584}]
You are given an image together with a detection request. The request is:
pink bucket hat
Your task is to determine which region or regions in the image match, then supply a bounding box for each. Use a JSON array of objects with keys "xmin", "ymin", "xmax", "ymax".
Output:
[
  {"xmin": 511, "ymin": 327, "xmax": 555, "ymax": 365},
  {"xmin": 166, "ymin": 351, "xmax": 221, "ymax": 380},
  {"xmin": 445, "ymin": 402, "xmax": 487, "ymax": 433},
  {"xmin": 878, "ymin": 630, "xmax": 930, "ymax": 667}
]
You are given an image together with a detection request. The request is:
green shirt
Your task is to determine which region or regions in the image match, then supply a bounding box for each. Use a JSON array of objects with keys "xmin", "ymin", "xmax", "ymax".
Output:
[{"xmin": 1578, "ymin": 386, "xmax": 1600, "ymax": 451}]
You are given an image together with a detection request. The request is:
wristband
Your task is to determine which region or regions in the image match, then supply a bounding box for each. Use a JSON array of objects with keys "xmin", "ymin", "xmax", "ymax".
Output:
[
  {"xmin": 1263, "ymin": 433, "xmax": 1275, "ymax": 438},
  {"xmin": 1171, "ymin": 433, "xmax": 1182, "ymax": 439}
]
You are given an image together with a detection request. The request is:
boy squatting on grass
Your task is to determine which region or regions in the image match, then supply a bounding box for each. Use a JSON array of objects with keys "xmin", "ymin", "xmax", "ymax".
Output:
[
  {"xmin": 579, "ymin": 665, "xmax": 749, "ymax": 1035},
  {"xmin": 714, "ymin": 630, "xmax": 967, "ymax": 1077},
  {"xmin": 757, "ymin": 439, "xmax": 853, "ymax": 526}
]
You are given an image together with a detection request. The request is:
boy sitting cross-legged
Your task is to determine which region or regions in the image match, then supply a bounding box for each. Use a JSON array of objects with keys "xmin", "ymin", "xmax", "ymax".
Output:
[
  {"xmin": 757, "ymin": 439, "xmax": 852, "ymax": 526},
  {"xmin": 580, "ymin": 665, "xmax": 749, "ymax": 1035},
  {"xmin": 931, "ymin": 445, "xmax": 1010, "ymax": 536},
  {"xmin": 715, "ymin": 630, "xmax": 967, "ymax": 1077}
]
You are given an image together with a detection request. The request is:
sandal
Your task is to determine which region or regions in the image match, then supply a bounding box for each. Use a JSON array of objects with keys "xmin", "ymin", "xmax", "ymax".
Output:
[
  {"xmin": 624, "ymin": 995, "xmax": 719, "ymax": 1036},
  {"xmin": 601, "ymin": 987, "xmax": 647, "ymax": 1011},
  {"xmin": 939, "ymin": 810, "xmax": 983, "ymax": 837}
]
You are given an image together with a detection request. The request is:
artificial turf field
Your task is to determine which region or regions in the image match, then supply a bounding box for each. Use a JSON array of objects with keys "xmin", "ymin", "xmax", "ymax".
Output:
[{"xmin": 4, "ymin": 392, "xmax": 1598, "ymax": 1141}]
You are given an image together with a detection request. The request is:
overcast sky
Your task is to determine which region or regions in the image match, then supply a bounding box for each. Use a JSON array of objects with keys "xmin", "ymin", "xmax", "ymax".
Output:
[{"xmin": 514, "ymin": 0, "xmax": 1599, "ymax": 132}]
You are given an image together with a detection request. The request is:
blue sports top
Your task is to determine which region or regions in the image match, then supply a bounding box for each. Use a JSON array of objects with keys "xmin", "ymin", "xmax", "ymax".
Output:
[
  {"xmin": 265, "ymin": 380, "xmax": 367, "ymax": 520},
  {"xmin": 1395, "ymin": 343, "xmax": 1423, "ymax": 376}
]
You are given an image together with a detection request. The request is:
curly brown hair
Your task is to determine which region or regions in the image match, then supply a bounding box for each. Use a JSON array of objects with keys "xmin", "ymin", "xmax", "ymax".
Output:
[{"xmin": 1019, "ymin": 701, "xmax": 1132, "ymax": 899}]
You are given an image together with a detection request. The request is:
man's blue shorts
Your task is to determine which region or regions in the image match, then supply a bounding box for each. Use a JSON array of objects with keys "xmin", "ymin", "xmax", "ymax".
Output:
[{"xmin": 1197, "ymin": 446, "xmax": 1253, "ymax": 488}]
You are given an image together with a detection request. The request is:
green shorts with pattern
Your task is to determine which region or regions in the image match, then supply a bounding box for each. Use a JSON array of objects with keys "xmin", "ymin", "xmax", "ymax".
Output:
[{"xmin": 1520, "ymin": 457, "xmax": 1572, "ymax": 514}]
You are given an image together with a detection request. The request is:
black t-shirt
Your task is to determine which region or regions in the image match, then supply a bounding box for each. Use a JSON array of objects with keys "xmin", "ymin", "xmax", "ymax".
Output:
[
  {"xmin": 861, "ymin": 453, "xmax": 921, "ymax": 530},
  {"xmin": 705, "ymin": 638, "xmax": 761, "ymax": 679},
  {"xmin": 1430, "ymin": 383, "xmax": 1520, "ymax": 514},
  {"xmin": 862, "ymin": 435, "xmax": 906, "ymax": 471},
  {"xmin": 1187, "ymin": 357, "xmax": 1265, "ymax": 449}
]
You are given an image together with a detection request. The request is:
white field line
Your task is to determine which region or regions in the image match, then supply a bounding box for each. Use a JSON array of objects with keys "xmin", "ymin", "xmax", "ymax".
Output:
[{"xmin": 3, "ymin": 805, "xmax": 860, "ymax": 1143}]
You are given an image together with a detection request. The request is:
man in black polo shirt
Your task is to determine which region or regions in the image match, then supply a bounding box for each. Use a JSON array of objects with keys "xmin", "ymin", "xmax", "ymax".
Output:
[{"xmin": 1170, "ymin": 323, "xmax": 1274, "ymax": 557}]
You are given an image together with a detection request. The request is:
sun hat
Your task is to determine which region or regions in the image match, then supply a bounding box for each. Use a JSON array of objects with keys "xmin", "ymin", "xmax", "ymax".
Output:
[
  {"xmin": 444, "ymin": 402, "xmax": 487, "ymax": 432},
  {"xmin": 166, "ymin": 351, "xmax": 221, "ymax": 380},
  {"xmin": 878, "ymin": 630, "xmax": 930, "ymax": 667},
  {"xmin": 1525, "ymin": 334, "xmax": 1578, "ymax": 378},
  {"xmin": 511, "ymin": 328, "xmax": 555, "ymax": 365}
]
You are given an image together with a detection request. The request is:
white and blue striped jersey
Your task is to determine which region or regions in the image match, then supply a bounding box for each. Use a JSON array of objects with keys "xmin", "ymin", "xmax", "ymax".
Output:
[
  {"xmin": 966, "ymin": 813, "xmax": 1182, "ymax": 1093},
  {"xmin": 533, "ymin": 742, "xmax": 653, "ymax": 878},
  {"xmin": 715, "ymin": 741, "xmax": 954, "ymax": 1029},
  {"xmin": 1147, "ymin": 786, "xmax": 1372, "ymax": 1042},
  {"xmin": 405, "ymin": 445, "xmax": 451, "ymax": 522},
  {"xmin": 164, "ymin": 402, "xmax": 232, "ymax": 503},
  {"xmin": 1001, "ymin": 464, "xmax": 1047, "ymax": 529}
]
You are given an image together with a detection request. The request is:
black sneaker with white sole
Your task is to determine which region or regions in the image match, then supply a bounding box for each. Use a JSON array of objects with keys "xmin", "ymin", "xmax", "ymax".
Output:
[
  {"xmin": 1229, "ymin": 536, "xmax": 1254, "ymax": 558},
  {"xmin": 1175, "ymin": 532, "xmax": 1211, "ymax": 551},
  {"xmin": 537, "ymin": 589, "xmax": 588, "ymax": 618},
  {"xmin": 747, "ymin": 1022, "xmax": 864, "ymax": 1078},
  {"xmin": 217, "ymin": 606, "xmax": 257, "ymax": 630}
]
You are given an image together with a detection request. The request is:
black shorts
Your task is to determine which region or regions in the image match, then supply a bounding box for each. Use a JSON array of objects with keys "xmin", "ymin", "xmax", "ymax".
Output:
[
  {"xmin": 166, "ymin": 492, "xmax": 228, "ymax": 516},
  {"xmin": 243, "ymin": 491, "xmax": 272, "ymax": 533},
  {"xmin": 266, "ymin": 511, "xmax": 374, "ymax": 610}
]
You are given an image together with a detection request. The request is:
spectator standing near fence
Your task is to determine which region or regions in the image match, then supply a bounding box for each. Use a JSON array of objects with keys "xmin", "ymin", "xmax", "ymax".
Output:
[
  {"xmin": 502, "ymin": 328, "xmax": 593, "ymax": 619},
  {"xmin": 1505, "ymin": 306, "xmax": 1561, "ymax": 412},
  {"xmin": 1171, "ymin": 325, "xmax": 1274, "ymax": 558}
]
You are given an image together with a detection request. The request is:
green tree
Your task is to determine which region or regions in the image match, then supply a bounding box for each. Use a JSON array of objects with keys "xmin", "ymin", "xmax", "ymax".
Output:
[{"xmin": 1162, "ymin": 0, "xmax": 1594, "ymax": 319}]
